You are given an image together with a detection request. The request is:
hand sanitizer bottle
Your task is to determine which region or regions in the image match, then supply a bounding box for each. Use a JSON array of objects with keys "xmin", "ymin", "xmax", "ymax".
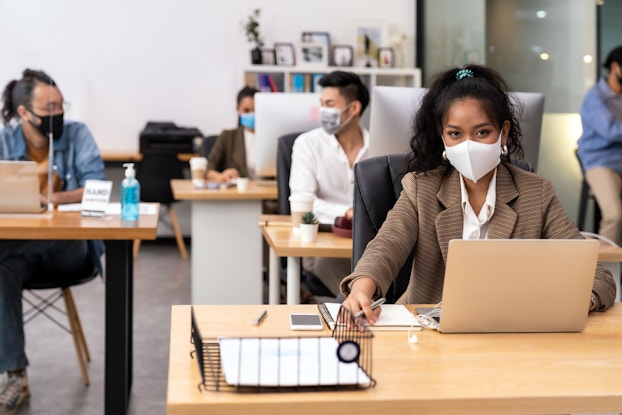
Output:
[{"xmin": 121, "ymin": 163, "xmax": 140, "ymax": 221}]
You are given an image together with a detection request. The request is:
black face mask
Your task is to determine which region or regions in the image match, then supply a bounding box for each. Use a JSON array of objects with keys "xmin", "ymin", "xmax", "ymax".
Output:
[{"xmin": 27, "ymin": 108, "xmax": 64, "ymax": 139}]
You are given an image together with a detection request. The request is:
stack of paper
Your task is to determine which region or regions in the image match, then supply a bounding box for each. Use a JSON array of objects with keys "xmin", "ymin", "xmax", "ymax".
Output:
[
  {"xmin": 218, "ymin": 337, "xmax": 371, "ymax": 387},
  {"xmin": 319, "ymin": 303, "xmax": 420, "ymax": 331}
]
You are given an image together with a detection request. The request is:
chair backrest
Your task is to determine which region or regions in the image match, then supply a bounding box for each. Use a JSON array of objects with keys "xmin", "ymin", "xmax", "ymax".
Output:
[
  {"xmin": 276, "ymin": 132, "xmax": 305, "ymax": 215},
  {"xmin": 136, "ymin": 150, "xmax": 185, "ymax": 204},
  {"xmin": 352, "ymin": 154, "xmax": 411, "ymax": 303},
  {"xmin": 198, "ymin": 135, "xmax": 218, "ymax": 158}
]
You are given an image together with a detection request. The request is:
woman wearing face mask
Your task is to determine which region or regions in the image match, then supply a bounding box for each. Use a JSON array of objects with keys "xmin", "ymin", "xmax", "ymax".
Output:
[
  {"xmin": 341, "ymin": 64, "xmax": 616, "ymax": 323},
  {"xmin": 289, "ymin": 71, "xmax": 370, "ymax": 299},
  {"xmin": 0, "ymin": 68, "xmax": 105, "ymax": 413},
  {"xmin": 205, "ymin": 86, "xmax": 258, "ymax": 182}
]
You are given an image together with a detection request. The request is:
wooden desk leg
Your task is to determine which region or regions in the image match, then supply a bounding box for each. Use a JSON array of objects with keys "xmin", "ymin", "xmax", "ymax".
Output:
[
  {"xmin": 268, "ymin": 249, "xmax": 280, "ymax": 304},
  {"xmin": 287, "ymin": 256, "xmax": 301, "ymax": 305},
  {"xmin": 104, "ymin": 240, "xmax": 133, "ymax": 415}
]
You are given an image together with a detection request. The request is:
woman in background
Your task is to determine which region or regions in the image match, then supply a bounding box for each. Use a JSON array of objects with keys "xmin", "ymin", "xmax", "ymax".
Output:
[{"xmin": 205, "ymin": 86, "xmax": 258, "ymax": 182}]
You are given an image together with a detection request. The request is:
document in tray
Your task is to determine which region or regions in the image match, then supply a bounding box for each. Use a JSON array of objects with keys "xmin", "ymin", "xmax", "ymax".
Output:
[
  {"xmin": 319, "ymin": 302, "xmax": 420, "ymax": 331},
  {"xmin": 218, "ymin": 337, "xmax": 371, "ymax": 387}
]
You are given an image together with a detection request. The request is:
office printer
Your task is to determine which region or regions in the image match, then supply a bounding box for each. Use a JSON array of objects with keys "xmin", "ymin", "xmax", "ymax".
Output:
[{"xmin": 139, "ymin": 122, "xmax": 204, "ymax": 153}]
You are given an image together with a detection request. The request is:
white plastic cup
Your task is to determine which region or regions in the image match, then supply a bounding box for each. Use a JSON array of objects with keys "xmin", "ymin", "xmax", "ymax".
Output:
[
  {"xmin": 189, "ymin": 157, "xmax": 207, "ymax": 187},
  {"xmin": 288, "ymin": 193, "xmax": 316, "ymax": 227}
]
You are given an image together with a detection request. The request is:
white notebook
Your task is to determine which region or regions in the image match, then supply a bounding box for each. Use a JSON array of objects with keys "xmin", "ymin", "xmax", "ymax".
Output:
[{"xmin": 319, "ymin": 302, "xmax": 420, "ymax": 331}]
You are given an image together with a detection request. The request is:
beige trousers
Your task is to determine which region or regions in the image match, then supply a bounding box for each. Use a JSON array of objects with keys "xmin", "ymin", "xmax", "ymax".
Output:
[{"xmin": 585, "ymin": 167, "xmax": 622, "ymax": 245}]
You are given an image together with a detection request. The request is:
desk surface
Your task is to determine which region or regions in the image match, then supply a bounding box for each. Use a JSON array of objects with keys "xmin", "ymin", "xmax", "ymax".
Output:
[
  {"xmin": 168, "ymin": 303, "xmax": 622, "ymax": 415},
  {"xmin": 259, "ymin": 214, "xmax": 352, "ymax": 258},
  {"xmin": 0, "ymin": 209, "xmax": 158, "ymax": 240},
  {"xmin": 100, "ymin": 151, "xmax": 196, "ymax": 163},
  {"xmin": 171, "ymin": 179, "xmax": 277, "ymax": 200}
]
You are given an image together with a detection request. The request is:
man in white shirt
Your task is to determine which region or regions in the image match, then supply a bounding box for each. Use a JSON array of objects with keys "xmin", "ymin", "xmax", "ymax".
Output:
[{"xmin": 289, "ymin": 71, "xmax": 370, "ymax": 297}]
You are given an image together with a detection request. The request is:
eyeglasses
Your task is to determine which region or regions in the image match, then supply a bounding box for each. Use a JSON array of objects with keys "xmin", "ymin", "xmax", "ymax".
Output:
[{"xmin": 28, "ymin": 101, "xmax": 71, "ymax": 115}]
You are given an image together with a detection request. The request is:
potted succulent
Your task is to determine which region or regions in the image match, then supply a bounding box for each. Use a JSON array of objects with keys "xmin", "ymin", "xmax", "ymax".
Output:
[
  {"xmin": 236, "ymin": 167, "xmax": 249, "ymax": 192},
  {"xmin": 299, "ymin": 211, "xmax": 319, "ymax": 243},
  {"xmin": 241, "ymin": 8, "xmax": 264, "ymax": 65}
]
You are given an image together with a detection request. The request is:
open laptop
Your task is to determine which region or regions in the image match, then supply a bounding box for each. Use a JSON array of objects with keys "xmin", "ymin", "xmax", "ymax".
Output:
[
  {"xmin": 437, "ymin": 239, "xmax": 600, "ymax": 333},
  {"xmin": 0, "ymin": 160, "xmax": 46, "ymax": 213}
]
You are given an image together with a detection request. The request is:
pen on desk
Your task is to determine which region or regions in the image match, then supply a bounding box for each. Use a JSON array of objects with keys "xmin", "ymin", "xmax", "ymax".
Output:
[
  {"xmin": 354, "ymin": 297, "xmax": 387, "ymax": 318},
  {"xmin": 252, "ymin": 310, "xmax": 268, "ymax": 326}
]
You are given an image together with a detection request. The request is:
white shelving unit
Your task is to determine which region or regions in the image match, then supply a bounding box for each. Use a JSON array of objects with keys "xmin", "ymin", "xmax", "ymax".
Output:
[{"xmin": 244, "ymin": 66, "xmax": 422, "ymax": 93}]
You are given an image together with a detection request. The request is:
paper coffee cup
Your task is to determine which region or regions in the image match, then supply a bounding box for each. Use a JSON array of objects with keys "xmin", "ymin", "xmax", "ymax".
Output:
[
  {"xmin": 189, "ymin": 157, "xmax": 207, "ymax": 186},
  {"xmin": 289, "ymin": 193, "xmax": 316, "ymax": 227}
]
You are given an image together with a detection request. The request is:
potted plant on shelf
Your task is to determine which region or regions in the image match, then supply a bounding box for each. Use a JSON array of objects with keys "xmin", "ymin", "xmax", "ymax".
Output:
[
  {"xmin": 299, "ymin": 211, "xmax": 319, "ymax": 243},
  {"xmin": 241, "ymin": 8, "xmax": 264, "ymax": 65}
]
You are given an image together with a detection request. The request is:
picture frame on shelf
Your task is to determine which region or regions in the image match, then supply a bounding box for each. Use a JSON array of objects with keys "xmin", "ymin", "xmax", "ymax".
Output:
[
  {"xmin": 332, "ymin": 45, "xmax": 353, "ymax": 67},
  {"xmin": 355, "ymin": 21, "xmax": 389, "ymax": 67},
  {"xmin": 261, "ymin": 48, "xmax": 276, "ymax": 65},
  {"xmin": 378, "ymin": 47, "xmax": 394, "ymax": 68},
  {"xmin": 274, "ymin": 43, "xmax": 295, "ymax": 66},
  {"xmin": 301, "ymin": 32, "xmax": 332, "ymax": 64},
  {"xmin": 296, "ymin": 43, "xmax": 328, "ymax": 68}
]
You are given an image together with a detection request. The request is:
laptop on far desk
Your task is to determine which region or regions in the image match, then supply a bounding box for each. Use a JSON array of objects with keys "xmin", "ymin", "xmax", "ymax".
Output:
[
  {"xmin": 0, "ymin": 160, "xmax": 46, "ymax": 214},
  {"xmin": 437, "ymin": 239, "xmax": 600, "ymax": 334}
]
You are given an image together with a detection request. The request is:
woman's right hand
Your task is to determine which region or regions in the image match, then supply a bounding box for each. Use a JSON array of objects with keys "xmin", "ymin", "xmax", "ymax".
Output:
[
  {"xmin": 220, "ymin": 168, "xmax": 239, "ymax": 182},
  {"xmin": 342, "ymin": 277, "xmax": 381, "ymax": 325}
]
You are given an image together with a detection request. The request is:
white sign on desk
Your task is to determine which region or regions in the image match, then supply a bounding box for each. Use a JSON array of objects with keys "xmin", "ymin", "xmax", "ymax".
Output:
[{"xmin": 81, "ymin": 180, "xmax": 113, "ymax": 217}]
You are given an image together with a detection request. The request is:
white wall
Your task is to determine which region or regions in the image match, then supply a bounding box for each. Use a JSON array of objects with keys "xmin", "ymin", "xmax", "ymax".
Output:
[{"xmin": 0, "ymin": 0, "xmax": 415, "ymax": 152}]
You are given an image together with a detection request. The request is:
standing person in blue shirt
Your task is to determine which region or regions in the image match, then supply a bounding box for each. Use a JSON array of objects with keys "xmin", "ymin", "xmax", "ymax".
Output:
[
  {"xmin": 0, "ymin": 68, "xmax": 105, "ymax": 414},
  {"xmin": 577, "ymin": 45, "xmax": 622, "ymax": 245}
]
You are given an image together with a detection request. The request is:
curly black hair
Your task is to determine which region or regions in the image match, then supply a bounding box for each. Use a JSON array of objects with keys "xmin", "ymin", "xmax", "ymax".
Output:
[{"xmin": 408, "ymin": 64, "xmax": 524, "ymax": 173}]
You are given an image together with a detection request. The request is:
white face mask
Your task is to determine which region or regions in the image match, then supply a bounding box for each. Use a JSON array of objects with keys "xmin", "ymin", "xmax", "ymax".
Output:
[
  {"xmin": 443, "ymin": 130, "xmax": 503, "ymax": 183},
  {"xmin": 319, "ymin": 104, "xmax": 353, "ymax": 135}
]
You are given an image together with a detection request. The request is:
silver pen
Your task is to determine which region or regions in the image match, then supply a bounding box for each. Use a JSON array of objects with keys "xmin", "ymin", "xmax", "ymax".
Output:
[
  {"xmin": 354, "ymin": 297, "xmax": 386, "ymax": 318},
  {"xmin": 252, "ymin": 310, "xmax": 268, "ymax": 326}
]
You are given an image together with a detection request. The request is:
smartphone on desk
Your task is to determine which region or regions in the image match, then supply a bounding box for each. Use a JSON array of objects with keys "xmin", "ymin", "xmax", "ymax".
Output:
[{"xmin": 289, "ymin": 313, "xmax": 324, "ymax": 330}]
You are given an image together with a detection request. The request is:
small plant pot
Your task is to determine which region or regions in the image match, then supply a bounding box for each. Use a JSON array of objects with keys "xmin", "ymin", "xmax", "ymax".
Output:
[
  {"xmin": 299, "ymin": 223, "xmax": 319, "ymax": 243},
  {"xmin": 236, "ymin": 177, "xmax": 249, "ymax": 192},
  {"xmin": 251, "ymin": 47, "xmax": 262, "ymax": 65}
]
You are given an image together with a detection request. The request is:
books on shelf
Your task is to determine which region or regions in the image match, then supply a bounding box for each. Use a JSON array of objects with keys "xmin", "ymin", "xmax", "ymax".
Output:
[
  {"xmin": 256, "ymin": 74, "xmax": 279, "ymax": 92},
  {"xmin": 291, "ymin": 73, "xmax": 324, "ymax": 93},
  {"xmin": 318, "ymin": 302, "xmax": 420, "ymax": 331}
]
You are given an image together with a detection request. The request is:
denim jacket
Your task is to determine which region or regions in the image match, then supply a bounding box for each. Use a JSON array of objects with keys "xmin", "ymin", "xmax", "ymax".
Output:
[{"xmin": 0, "ymin": 120, "xmax": 106, "ymax": 274}]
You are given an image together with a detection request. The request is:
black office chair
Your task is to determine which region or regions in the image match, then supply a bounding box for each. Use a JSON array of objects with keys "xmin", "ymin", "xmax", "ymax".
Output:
[
  {"xmin": 198, "ymin": 135, "xmax": 218, "ymax": 159},
  {"xmin": 575, "ymin": 149, "xmax": 601, "ymax": 232},
  {"xmin": 133, "ymin": 150, "xmax": 188, "ymax": 259},
  {"xmin": 22, "ymin": 258, "xmax": 98, "ymax": 385},
  {"xmin": 352, "ymin": 154, "xmax": 411, "ymax": 303},
  {"xmin": 276, "ymin": 132, "xmax": 305, "ymax": 214}
]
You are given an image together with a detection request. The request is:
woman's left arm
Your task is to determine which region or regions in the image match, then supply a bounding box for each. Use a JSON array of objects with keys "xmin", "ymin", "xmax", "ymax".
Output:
[{"xmin": 541, "ymin": 179, "xmax": 616, "ymax": 311}]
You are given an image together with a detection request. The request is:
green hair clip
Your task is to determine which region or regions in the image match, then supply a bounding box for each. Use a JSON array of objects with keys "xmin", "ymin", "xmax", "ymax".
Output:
[{"xmin": 456, "ymin": 69, "xmax": 474, "ymax": 80}]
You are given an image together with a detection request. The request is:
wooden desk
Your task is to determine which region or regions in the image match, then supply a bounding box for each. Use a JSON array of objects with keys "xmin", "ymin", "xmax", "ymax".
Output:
[
  {"xmin": 0, "ymin": 209, "xmax": 158, "ymax": 415},
  {"xmin": 168, "ymin": 303, "xmax": 622, "ymax": 415},
  {"xmin": 259, "ymin": 215, "xmax": 352, "ymax": 304},
  {"xmin": 595, "ymin": 244, "xmax": 622, "ymax": 302},
  {"xmin": 100, "ymin": 151, "xmax": 197, "ymax": 164},
  {"xmin": 171, "ymin": 180, "xmax": 278, "ymax": 304}
]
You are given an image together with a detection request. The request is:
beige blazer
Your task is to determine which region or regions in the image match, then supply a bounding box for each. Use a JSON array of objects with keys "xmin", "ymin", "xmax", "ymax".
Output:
[{"xmin": 341, "ymin": 163, "xmax": 616, "ymax": 310}]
